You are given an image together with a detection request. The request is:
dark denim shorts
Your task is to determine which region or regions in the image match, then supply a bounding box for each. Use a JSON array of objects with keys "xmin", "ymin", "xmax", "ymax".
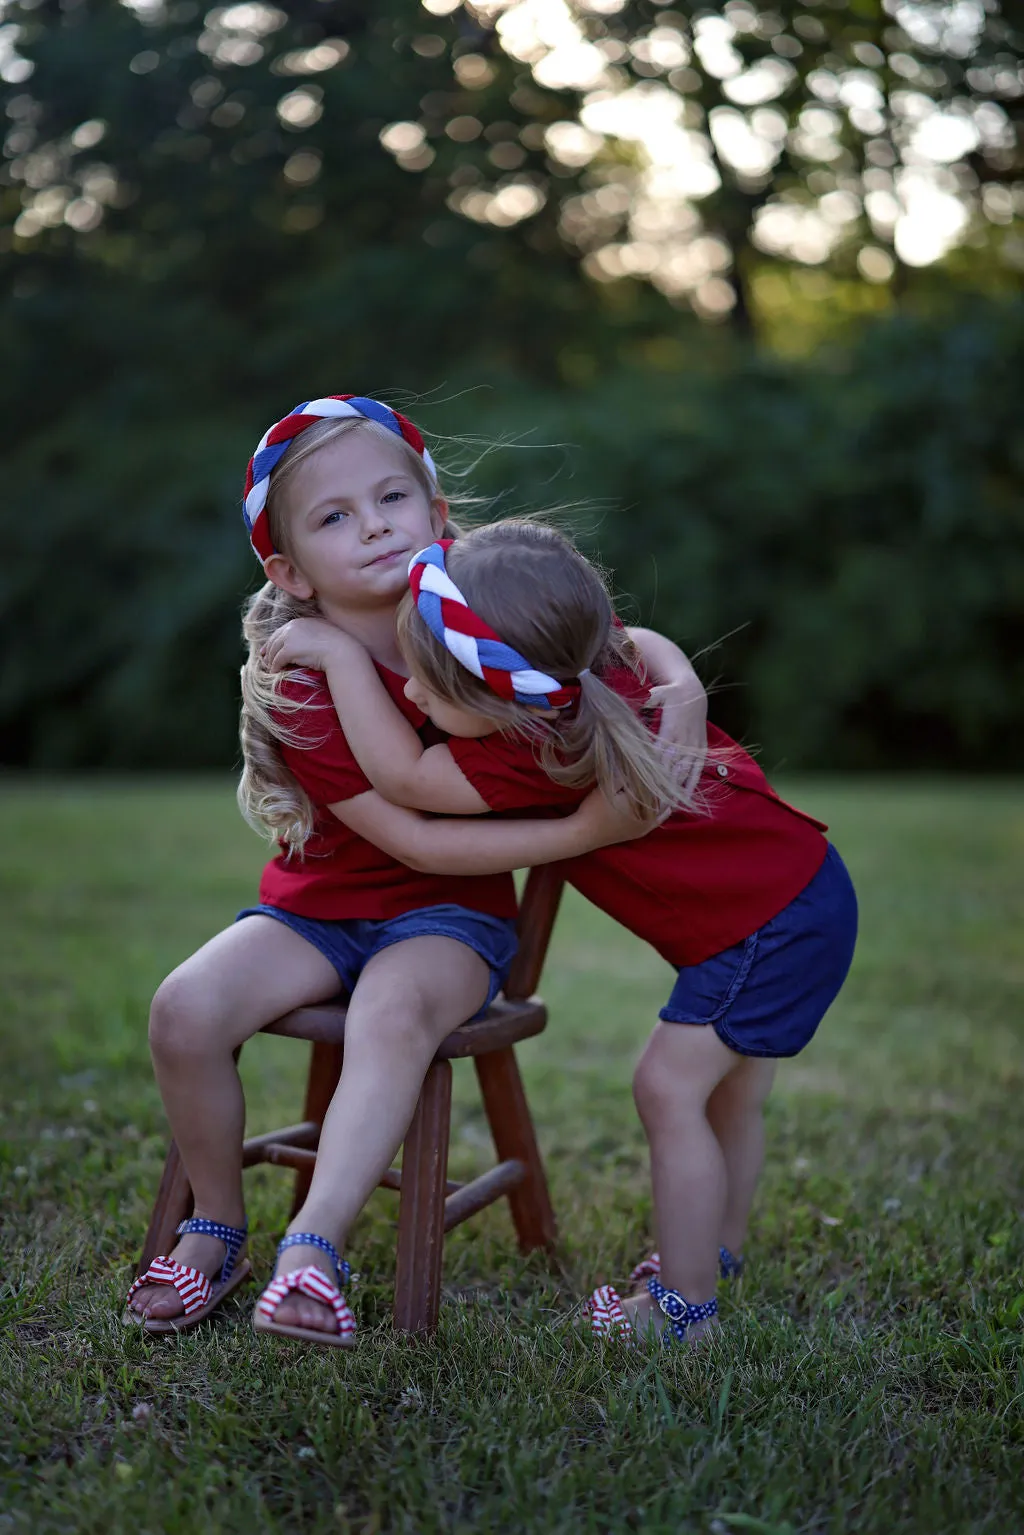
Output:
[
  {"xmin": 659, "ymin": 844, "xmax": 858, "ymax": 1058},
  {"xmin": 236, "ymin": 903, "xmax": 518, "ymax": 1020}
]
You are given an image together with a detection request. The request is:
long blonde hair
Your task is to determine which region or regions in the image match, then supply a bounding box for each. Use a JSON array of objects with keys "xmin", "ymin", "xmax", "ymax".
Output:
[
  {"xmin": 236, "ymin": 415, "xmax": 442, "ymax": 852},
  {"xmin": 397, "ymin": 521, "xmax": 697, "ymax": 821}
]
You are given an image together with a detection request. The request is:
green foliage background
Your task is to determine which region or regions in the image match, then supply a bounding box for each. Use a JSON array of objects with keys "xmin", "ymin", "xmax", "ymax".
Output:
[
  {"xmin": 461, "ymin": 301, "xmax": 1024, "ymax": 769},
  {"xmin": 2, "ymin": 0, "xmax": 1022, "ymax": 769}
]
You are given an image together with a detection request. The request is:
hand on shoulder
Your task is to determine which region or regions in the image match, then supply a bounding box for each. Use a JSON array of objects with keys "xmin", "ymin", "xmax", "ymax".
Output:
[{"xmin": 263, "ymin": 618, "xmax": 366, "ymax": 674}]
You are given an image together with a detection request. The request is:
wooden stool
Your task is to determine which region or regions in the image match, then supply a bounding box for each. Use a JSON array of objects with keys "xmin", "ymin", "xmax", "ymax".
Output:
[{"xmin": 139, "ymin": 868, "xmax": 564, "ymax": 1334}]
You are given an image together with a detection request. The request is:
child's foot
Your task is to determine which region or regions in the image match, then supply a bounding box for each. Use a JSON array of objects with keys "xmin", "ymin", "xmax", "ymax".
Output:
[
  {"xmin": 588, "ymin": 1278, "xmax": 720, "ymax": 1347},
  {"xmin": 617, "ymin": 1289, "xmax": 720, "ymax": 1345},
  {"xmin": 266, "ymin": 1237, "xmax": 343, "ymax": 1334},
  {"xmin": 253, "ymin": 1232, "xmax": 356, "ymax": 1347},
  {"xmin": 129, "ymin": 1227, "xmax": 244, "ymax": 1321}
]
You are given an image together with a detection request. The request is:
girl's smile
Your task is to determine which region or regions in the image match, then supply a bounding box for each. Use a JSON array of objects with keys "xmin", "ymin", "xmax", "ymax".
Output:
[{"xmin": 364, "ymin": 547, "xmax": 408, "ymax": 569}]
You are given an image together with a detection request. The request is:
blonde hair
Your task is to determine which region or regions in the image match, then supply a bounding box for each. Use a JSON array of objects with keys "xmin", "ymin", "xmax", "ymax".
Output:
[
  {"xmin": 397, "ymin": 520, "xmax": 697, "ymax": 821},
  {"xmin": 236, "ymin": 414, "xmax": 443, "ymax": 851}
]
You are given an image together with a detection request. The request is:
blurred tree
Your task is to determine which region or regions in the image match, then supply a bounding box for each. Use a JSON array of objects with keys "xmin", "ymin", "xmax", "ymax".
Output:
[
  {"xmin": 0, "ymin": 2, "xmax": 1021, "ymax": 772},
  {"xmin": 453, "ymin": 298, "xmax": 1024, "ymax": 770},
  {"xmin": 2, "ymin": 0, "xmax": 684, "ymax": 391},
  {"xmin": 438, "ymin": 0, "xmax": 1024, "ymax": 329},
  {"xmin": 0, "ymin": 0, "xmax": 682, "ymax": 767}
]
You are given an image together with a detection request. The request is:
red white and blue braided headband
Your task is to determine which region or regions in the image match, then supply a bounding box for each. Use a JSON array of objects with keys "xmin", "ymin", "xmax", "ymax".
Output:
[
  {"xmin": 408, "ymin": 541, "xmax": 582, "ymax": 710},
  {"xmin": 243, "ymin": 395, "xmax": 438, "ymax": 562}
]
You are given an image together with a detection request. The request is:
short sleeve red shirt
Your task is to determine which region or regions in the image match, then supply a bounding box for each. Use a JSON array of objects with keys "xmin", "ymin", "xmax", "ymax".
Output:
[
  {"xmin": 446, "ymin": 659, "xmax": 828, "ymax": 966},
  {"xmin": 258, "ymin": 667, "xmax": 517, "ymax": 923}
]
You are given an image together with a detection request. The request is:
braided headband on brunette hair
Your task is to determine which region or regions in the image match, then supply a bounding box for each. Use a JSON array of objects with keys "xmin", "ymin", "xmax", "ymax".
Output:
[
  {"xmin": 242, "ymin": 395, "xmax": 438, "ymax": 561},
  {"xmin": 408, "ymin": 541, "xmax": 582, "ymax": 710}
]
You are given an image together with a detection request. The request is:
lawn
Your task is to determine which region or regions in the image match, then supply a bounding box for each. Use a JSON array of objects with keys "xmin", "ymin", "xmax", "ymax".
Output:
[{"xmin": 1, "ymin": 777, "xmax": 1022, "ymax": 1534}]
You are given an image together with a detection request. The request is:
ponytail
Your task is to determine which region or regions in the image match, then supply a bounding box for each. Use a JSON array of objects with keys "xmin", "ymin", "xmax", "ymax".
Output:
[{"xmin": 535, "ymin": 630, "xmax": 695, "ymax": 821}]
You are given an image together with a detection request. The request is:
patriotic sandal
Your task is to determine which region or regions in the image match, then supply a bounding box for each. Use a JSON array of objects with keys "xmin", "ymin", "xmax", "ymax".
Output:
[
  {"xmin": 588, "ymin": 1275, "xmax": 718, "ymax": 1346},
  {"xmin": 588, "ymin": 1282, "xmax": 635, "ymax": 1342},
  {"xmin": 253, "ymin": 1233, "xmax": 356, "ymax": 1349},
  {"xmin": 124, "ymin": 1217, "xmax": 251, "ymax": 1334},
  {"xmin": 645, "ymin": 1277, "xmax": 718, "ymax": 1343},
  {"xmin": 629, "ymin": 1246, "xmax": 744, "ymax": 1283}
]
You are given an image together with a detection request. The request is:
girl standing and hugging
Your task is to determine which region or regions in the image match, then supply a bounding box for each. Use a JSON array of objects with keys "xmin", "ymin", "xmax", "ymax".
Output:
[
  {"xmin": 126, "ymin": 396, "xmax": 705, "ymax": 1346},
  {"xmin": 267, "ymin": 518, "xmax": 859, "ymax": 1345}
]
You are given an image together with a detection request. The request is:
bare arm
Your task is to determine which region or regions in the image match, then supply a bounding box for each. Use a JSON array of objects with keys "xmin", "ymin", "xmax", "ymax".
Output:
[
  {"xmin": 264, "ymin": 617, "xmax": 683, "ymax": 841},
  {"xmin": 627, "ymin": 626, "xmax": 708, "ymax": 797},
  {"xmin": 330, "ymin": 785, "xmax": 654, "ymax": 876},
  {"xmin": 264, "ymin": 618, "xmax": 487, "ymax": 813},
  {"xmin": 627, "ymin": 626, "xmax": 703, "ymax": 691}
]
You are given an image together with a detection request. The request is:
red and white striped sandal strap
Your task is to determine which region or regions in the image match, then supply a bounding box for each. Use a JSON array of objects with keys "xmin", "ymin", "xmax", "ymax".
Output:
[
  {"xmin": 629, "ymin": 1252, "xmax": 661, "ymax": 1283},
  {"xmin": 255, "ymin": 1267, "xmax": 357, "ymax": 1339},
  {"xmin": 125, "ymin": 1255, "xmax": 213, "ymax": 1317},
  {"xmin": 588, "ymin": 1284, "xmax": 634, "ymax": 1339}
]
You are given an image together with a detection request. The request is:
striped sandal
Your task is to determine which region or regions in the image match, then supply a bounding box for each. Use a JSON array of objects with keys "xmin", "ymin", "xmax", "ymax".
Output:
[
  {"xmin": 588, "ymin": 1276, "xmax": 718, "ymax": 1346},
  {"xmin": 253, "ymin": 1233, "xmax": 356, "ymax": 1349},
  {"xmin": 629, "ymin": 1246, "xmax": 745, "ymax": 1283},
  {"xmin": 124, "ymin": 1217, "xmax": 251, "ymax": 1334}
]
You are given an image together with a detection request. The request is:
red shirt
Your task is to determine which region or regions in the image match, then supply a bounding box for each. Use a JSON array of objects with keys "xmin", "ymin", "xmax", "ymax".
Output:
[
  {"xmin": 447, "ymin": 661, "xmax": 828, "ymax": 967},
  {"xmin": 259, "ymin": 667, "xmax": 517, "ymax": 922}
]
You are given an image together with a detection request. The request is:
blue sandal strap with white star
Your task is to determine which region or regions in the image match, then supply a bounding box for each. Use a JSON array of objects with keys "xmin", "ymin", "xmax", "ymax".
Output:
[
  {"xmin": 718, "ymin": 1245, "xmax": 744, "ymax": 1279},
  {"xmin": 646, "ymin": 1276, "xmax": 718, "ymax": 1344},
  {"xmin": 175, "ymin": 1217, "xmax": 248, "ymax": 1285},
  {"xmin": 275, "ymin": 1232, "xmax": 349, "ymax": 1290}
]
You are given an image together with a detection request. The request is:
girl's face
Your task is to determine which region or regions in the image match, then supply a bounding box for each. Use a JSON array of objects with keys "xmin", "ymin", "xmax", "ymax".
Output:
[
  {"xmin": 403, "ymin": 671, "xmax": 498, "ymax": 739},
  {"xmin": 271, "ymin": 430, "xmax": 446, "ymax": 612}
]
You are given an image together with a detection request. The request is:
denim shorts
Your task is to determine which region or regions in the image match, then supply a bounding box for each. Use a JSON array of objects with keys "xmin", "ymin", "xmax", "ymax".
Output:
[
  {"xmin": 659, "ymin": 844, "xmax": 858, "ymax": 1059},
  {"xmin": 236, "ymin": 903, "xmax": 518, "ymax": 1020}
]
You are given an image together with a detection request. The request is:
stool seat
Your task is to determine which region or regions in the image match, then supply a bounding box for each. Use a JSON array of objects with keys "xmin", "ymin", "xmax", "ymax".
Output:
[{"xmin": 263, "ymin": 994, "xmax": 548, "ymax": 1057}]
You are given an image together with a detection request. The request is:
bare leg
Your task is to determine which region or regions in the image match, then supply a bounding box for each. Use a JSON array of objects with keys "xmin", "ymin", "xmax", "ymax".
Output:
[
  {"xmin": 706, "ymin": 1057, "xmax": 776, "ymax": 1257},
  {"xmin": 267, "ymin": 935, "xmax": 490, "ymax": 1334},
  {"xmin": 130, "ymin": 916, "xmax": 340, "ymax": 1319},
  {"xmin": 628, "ymin": 1022, "xmax": 740, "ymax": 1340}
]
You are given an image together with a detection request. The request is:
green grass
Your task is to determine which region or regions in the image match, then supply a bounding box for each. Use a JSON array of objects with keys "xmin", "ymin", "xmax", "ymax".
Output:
[{"xmin": 1, "ymin": 777, "xmax": 1022, "ymax": 1534}]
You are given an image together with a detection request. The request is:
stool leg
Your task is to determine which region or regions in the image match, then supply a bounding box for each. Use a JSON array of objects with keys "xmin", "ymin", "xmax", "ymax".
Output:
[
  {"xmin": 139, "ymin": 1140, "xmax": 193, "ymax": 1274},
  {"xmin": 288, "ymin": 1040, "xmax": 344, "ymax": 1220},
  {"xmin": 393, "ymin": 1059, "xmax": 453, "ymax": 1335},
  {"xmin": 474, "ymin": 1046, "xmax": 557, "ymax": 1254}
]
